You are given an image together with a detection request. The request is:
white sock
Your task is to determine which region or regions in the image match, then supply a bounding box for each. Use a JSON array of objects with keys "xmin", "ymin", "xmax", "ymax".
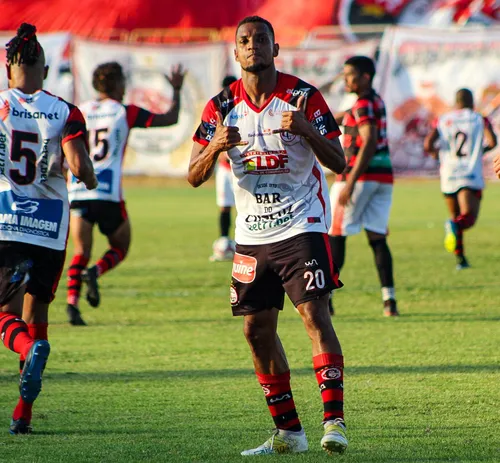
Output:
[{"xmin": 382, "ymin": 286, "xmax": 395, "ymax": 301}]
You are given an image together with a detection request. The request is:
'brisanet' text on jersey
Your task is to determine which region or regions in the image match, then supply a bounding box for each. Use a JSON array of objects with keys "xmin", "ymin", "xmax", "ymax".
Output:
[
  {"xmin": 68, "ymin": 99, "xmax": 153, "ymax": 202},
  {"xmin": 193, "ymin": 73, "xmax": 342, "ymax": 245},
  {"xmin": 0, "ymin": 88, "xmax": 86, "ymax": 250},
  {"xmin": 437, "ymin": 108, "xmax": 489, "ymax": 194}
]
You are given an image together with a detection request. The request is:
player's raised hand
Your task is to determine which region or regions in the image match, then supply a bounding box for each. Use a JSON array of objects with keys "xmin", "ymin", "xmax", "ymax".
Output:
[
  {"xmin": 210, "ymin": 111, "xmax": 248, "ymax": 151},
  {"xmin": 166, "ymin": 64, "xmax": 186, "ymax": 91},
  {"xmin": 278, "ymin": 94, "xmax": 311, "ymax": 137},
  {"xmin": 493, "ymin": 154, "xmax": 500, "ymax": 179}
]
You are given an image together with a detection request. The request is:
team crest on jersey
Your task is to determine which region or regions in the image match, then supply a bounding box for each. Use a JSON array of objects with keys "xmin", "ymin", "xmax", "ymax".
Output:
[
  {"xmin": 232, "ymin": 253, "xmax": 257, "ymax": 283},
  {"xmin": 280, "ymin": 131, "xmax": 297, "ymax": 143}
]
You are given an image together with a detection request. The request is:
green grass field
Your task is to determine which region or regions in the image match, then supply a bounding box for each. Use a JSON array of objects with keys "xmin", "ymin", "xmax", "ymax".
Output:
[{"xmin": 1, "ymin": 179, "xmax": 499, "ymax": 463}]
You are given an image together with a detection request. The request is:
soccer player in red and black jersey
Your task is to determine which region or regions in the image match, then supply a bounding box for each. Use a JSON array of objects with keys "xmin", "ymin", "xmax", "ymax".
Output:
[
  {"xmin": 0, "ymin": 23, "xmax": 96, "ymax": 434},
  {"xmin": 66, "ymin": 62, "xmax": 185, "ymax": 326},
  {"xmin": 189, "ymin": 16, "xmax": 349, "ymax": 456},
  {"xmin": 328, "ymin": 56, "xmax": 399, "ymax": 317}
]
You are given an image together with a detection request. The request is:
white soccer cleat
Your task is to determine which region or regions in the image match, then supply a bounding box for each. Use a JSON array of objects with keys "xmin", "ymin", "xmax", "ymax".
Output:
[
  {"xmin": 321, "ymin": 419, "xmax": 348, "ymax": 455},
  {"xmin": 241, "ymin": 429, "xmax": 308, "ymax": 456}
]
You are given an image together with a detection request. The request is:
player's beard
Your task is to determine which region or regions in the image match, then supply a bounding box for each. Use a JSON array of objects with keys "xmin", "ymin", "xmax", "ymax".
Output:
[{"xmin": 242, "ymin": 61, "xmax": 272, "ymax": 73}]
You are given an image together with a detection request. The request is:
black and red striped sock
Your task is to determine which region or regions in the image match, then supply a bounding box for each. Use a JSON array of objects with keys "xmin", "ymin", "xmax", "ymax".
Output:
[
  {"xmin": 0, "ymin": 312, "xmax": 33, "ymax": 357},
  {"xmin": 256, "ymin": 371, "xmax": 302, "ymax": 432},
  {"xmin": 314, "ymin": 353, "xmax": 344, "ymax": 423},
  {"xmin": 14, "ymin": 323, "xmax": 48, "ymax": 422},
  {"xmin": 95, "ymin": 247, "xmax": 126, "ymax": 277},
  {"xmin": 67, "ymin": 255, "xmax": 89, "ymax": 306}
]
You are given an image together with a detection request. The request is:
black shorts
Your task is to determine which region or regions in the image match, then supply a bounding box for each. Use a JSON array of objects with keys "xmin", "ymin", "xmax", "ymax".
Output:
[
  {"xmin": 70, "ymin": 200, "xmax": 128, "ymax": 236},
  {"xmin": 230, "ymin": 232, "xmax": 343, "ymax": 316},
  {"xmin": 0, "ymin": 241, "xmax": 65, "ymax": 305}
]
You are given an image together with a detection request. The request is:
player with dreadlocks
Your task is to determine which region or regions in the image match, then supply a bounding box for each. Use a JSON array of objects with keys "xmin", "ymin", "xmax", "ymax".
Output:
[
  {"xmin": 0, "ymin": 23, "xmax": 97, "ymax": 434},
  {"xmin": 65, "ymin": 61, "xmax": 186, "ymax": 325}
]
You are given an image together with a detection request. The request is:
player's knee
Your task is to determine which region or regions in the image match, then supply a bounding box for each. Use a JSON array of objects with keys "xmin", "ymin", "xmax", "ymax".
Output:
[
  {"xmin": 243, "ymin": 317, "xmax": 274, "ymax": 346},
  {"xmin": 300, "ymin": 302, "xmax": 331, "ymax": 332},
  {"xmin": 369, "ymin": 237, "xmax": 388, "ymax": 252}
]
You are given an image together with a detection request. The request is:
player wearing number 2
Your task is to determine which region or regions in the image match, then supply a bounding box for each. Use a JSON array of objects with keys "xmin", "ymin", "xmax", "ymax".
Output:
[
  {"xmin": 0, "ymin": 23, "xmax": 97, "ymax": 434},
  {"xmin": 424, "ymin": 88, "xmax": 497, "ymax": 270},
  {"xmin": 189, "ymin": 16, "xmax": 348, "ymax": 456},
  {"xmin": 66, "ymin": 62, "xmax": 186, "ymax": 325}
]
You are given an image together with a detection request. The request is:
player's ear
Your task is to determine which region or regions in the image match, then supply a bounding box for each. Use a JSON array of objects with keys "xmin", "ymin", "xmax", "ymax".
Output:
[
  {"xmin": 6, "ymin": 64, "xmax": 11, "ymax": 80},
  {"xmin": 273, "ymin": 43, "xmax": 279, "ymax": 58},
  {"xmin": 234, "ymin": 48, "xmax": 240, "ymax": 64},
  {"xmin": 43, "ymin": 66, "xmax": 49, "ymax": 81}
]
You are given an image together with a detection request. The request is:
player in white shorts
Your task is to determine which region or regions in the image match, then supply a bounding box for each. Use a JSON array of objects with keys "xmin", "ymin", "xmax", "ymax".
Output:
[
  {"xmin": 0, "ymin": 23, "xmax": 97, "ymax": 435},
  {"xmin": 328, "ymin": 56, "xmax": 398, "ymax": 317},
  {"xmin": 211, "ymin": 75, "xmax": 238, "ymax": 262},
  {"xmin": 189, "ymin": 16, "xmax": 349, "ymax": 456},
  {"xmin": 424, "ymin": 88, "xmax": 497, "ymax": 269},
  {"xmin": 66, "ymin": 61, "xmax": 185, "ymax": 325}
]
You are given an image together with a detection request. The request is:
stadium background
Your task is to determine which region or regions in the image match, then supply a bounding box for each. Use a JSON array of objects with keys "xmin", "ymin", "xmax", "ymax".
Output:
[{"xmin": 1, "ymin": 0, "xmax": 499, "ymax": 178}]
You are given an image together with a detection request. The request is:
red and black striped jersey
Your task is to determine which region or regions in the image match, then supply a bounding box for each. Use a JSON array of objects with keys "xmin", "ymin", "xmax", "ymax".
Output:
[
  {"xmin": 193, "ymin": 72, "xmax": 341, "ymax": 245},
  {"xmin": 342, "ymin": 89, "xmax": 393, "ymax": 183}
]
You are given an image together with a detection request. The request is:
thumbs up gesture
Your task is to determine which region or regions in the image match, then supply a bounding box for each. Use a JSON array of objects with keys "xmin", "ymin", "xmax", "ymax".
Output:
[
  {"xmin": 278, "ymin": 94, "xmax": 311, "ymax": 137},
  {"xmin": 211, "ymin": 111, "xmax": 248, "ymax": 151}
]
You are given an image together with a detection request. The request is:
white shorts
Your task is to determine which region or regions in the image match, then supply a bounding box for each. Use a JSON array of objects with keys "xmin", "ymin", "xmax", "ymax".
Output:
[
  {"xmin": 215, "ymin": 166, "xmax": 235, "ymax": 208},
  {"xmin": 329, "ymin": 181, "xmax": 393, "ymax": 236}
]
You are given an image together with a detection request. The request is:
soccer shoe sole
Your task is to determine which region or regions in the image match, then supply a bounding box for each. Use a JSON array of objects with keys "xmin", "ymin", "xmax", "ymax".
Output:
[
  {"xmin": 9, "ymin": 418, "xmax": 32, "ymax": 435},
  {"xmin": 19, "ymin": 340, "xmax": 50, "ymax": 404},
  {"xmin": 321, "ymin": 435, "xmax": 348, "ymax": 455}
]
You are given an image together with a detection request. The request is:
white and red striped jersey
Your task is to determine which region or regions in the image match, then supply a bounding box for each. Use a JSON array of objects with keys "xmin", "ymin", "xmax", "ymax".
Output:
[
  {"xmin": 0, "ymin": 88, "xmax": 86, "ymax": 250},
  {"xmin": 193, "ymin": 72, "xmax": 342, "ymax": 245},
  {"xmin": 437, "ymin": 108, "xmax": 490, "ymax": 193},
  {"xmin": 68, "ymin": 99, "xmax": 153, "ymax": 202}
]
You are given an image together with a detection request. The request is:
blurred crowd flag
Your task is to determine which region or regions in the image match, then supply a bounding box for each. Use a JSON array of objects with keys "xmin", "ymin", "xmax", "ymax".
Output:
[
  {"xmin": 72, "ymin": 38, "xmax": 227, "ymax": 176},
  {"xmin": 376, "ymin": 26, "xmax": 500, "ymax": 176},
  {"xmin": 0, "ymin": 32, "xmax": 72, "ymax": 100}
]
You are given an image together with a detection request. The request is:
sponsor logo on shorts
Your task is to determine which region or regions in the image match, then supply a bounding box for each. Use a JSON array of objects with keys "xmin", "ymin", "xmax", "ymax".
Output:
[
  {"xmin": 230, "ymin": 285, "xmax": 239, "ymax": 305},
  {"xmin": 305, "ymin": 259, "xmax": 318, "ymax": 267},
  {"xmin": 320, "ymin": 367, "xmax": 342, "ymax": 381},
  {"xmin": 232, "ymin": 253, "xmax": 257, "ymax": 284}
]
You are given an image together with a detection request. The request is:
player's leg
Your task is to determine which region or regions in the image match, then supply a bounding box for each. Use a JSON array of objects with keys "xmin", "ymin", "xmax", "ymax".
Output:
[
  {"xmin": 363, "ymin": 183, "xmax": 398, "ymax": 316},
  {"xmin": 454, "ymin": 188, "xmax": 481, "ymax": 269},
  {"xmin": 282, "ymin": 233, "xmax": 347, "ymax": 454},
  {"xmin": 9, "ymin": 244, "xmax": 62, "ymax": 434},
  {"xmin": 67, "ymin": 210, "xmax": 93, "ymax": 325},
  {"xmin": 233, "ymin": 246, "xmax": 307, "ymax": 455},
  {"xmin": 443, "ymin": 193, "xmax": 462, "ymax": 262},
  {"xmin": 211, "ymin": 168, "xmax": 235, "ymax": 261},
  {"xmin": 84, "ymin": 202, "xmax": 130, "ymax": 308},
  {"xmin": 328, "ymin": 181, "xmax": 370, "ymax": 315}
]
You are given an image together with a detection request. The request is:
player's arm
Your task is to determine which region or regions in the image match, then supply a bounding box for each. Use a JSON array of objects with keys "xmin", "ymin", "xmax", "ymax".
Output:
[
  {"xmin": 424, "ymin": 128, "xmax": 440, "ymax": 159},
  {"xmin": 280, "ymin": 94, "xmax": 346, "ymax": 174},
  {"xmin": 188, "ymin": 112, "xmax": 247, "ymax": 187},
  {"xmin": 334, "ymin": 111, "xmax": 346, "ymax": 125},
  {"xmin": 493, "ymin": 154, "xmax": 500, "ymax": 179},
  {"xmin": 483, "ymin": 118, "xmax": 497, "ymax": 153},
  {"xmin": 344, "ymin": 122, "xmax": 377, "ymax": 184},
  {"xmin": 63, "ymin": 137, "xmax": 97, "ymax": 190}
]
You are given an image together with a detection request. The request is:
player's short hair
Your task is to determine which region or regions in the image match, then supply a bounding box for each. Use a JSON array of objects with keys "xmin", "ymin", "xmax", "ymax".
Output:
[
  {"xmin": 344, "ymin": 56, "xmax": 376, "ymax": 82},
  {"xmin": 456, "ymin": 88, "xmax": 474, "ymax": 109},
  {"xmin": 92, "ymin": 62, "xmax": 125, "ymax": 93},
  {"xmin": 6, "ymin": 23, "xmax": 43, "ymax": 66},
  {"xmin": 222, "ymin": 75, "xmax": 237, "ymax": 88},
  {"xmin": 236, "ymin": 16, "xmax": 275, "ymax": 42}
]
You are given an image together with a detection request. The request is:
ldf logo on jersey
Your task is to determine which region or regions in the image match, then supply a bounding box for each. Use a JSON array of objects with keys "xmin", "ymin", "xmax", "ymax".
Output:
[
  {"xmin": 243, "ymin": 154, "xmax": 289, "ymax": 175},
  {"xmin": 232, "ymin": 253, "xmax": 257, "ymax": 283}
]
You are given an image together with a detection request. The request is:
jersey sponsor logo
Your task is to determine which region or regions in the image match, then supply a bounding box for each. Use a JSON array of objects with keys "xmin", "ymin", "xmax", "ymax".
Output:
[
  {"xmin": 0, "ymin": 133, "xmax": 7, "ymax": 175},
  {"xmin": 229, "ymin": 112, "xmax": 247, "ymax": 121},
  {"xmin": 232, "ymin": 253, "xmax": 257, "ymax": 283},
  {"xmin": 286, "ymin": 88, "xmax": 310, "ymax": 97},
  {"xmin": 87, "ymin": 112, "xmax": 119, "ymax": 120},
  {"xmin": 245, "ymin": 205, "xmax": 293, "ymax": 231},
  {"xmin": 0, "ymin": 191, "xmax": 63, "ymax": 240},
  {"xmin": 220, "ymin": 96, "xmax": 239, "ymax": 108},
  {"xmin": 320, "ymin": 367, "xmax": 342, "ymax": 381},
  {"xmin": 255, "ymin": 193, "xmax": 281, "ymax": 204},
  {"xmin": 248, "ymin": 126, "xmax": 274, "ymax": 138},
  {"xmin": 243, "ymin": 153, "xmax": 289, "ymax": 175},
  {"xmin": 267, "ymin": 108, "xmax": 285, "ymax": 117},
  {"xmin": 11, "ymin": 107, "xmax": 60, "ymax": 120}
]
